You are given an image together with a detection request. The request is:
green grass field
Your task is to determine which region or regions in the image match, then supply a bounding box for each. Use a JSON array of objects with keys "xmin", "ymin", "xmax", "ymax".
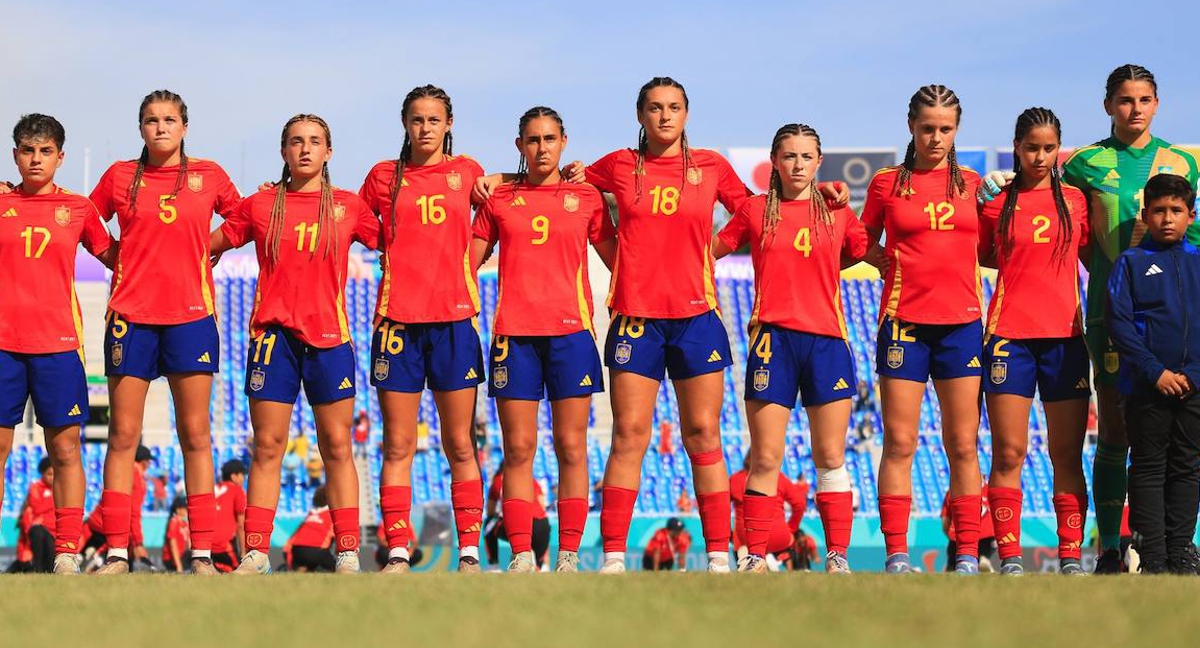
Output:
[{"xmin": 4, "ymin": 573, "xmax": 1198, "ymax": 647}]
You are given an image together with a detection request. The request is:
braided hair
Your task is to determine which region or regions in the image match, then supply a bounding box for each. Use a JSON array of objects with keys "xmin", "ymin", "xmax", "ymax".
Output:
[
  {"xmin": 997, "ymin": 108, "xmax": 1074, "ymax": 264},
  {"xmin": 762, "ymin": 124, "xmax": 833, "ymax": 250},
  {"xmin": 266, "ymin": 114, "xmax": 338, "ymax": 267},
  {"xmin": 897, "ymin": 84, "xmax": 966, "ymax": 200},
  {"xmin": 1105, "ymin": 63, "xmax": 1157, "ymax": 100},
  {"xmin": 129, "ymin": 90, "xmax": 189, "ymax": 215},
  {"xmin": 515, "ymin": 106, "xmax": 565, "ymax": 184},
  {"xmin": 387, "ymin": 85, "xmax": 453, "ymax": 238},
  {"xmin": 634, "ymin": 77, "xmax": 696, "ymax": 203}
]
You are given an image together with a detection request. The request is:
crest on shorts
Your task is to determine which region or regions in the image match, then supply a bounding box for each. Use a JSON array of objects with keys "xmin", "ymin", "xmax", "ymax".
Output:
[
  {"xmin": 54, "ymin": 205, "xmax": 71, "ymax": 226},
  {"xmin": 446, "ymin": 171, "xmax": 462, "ymax": 191},
  {"xmin": 886, "ymin": 345, "xmax": 904, "ymax": 369},
  {"xmin": 614, "ymin": 342, "xmax": 632, "ymax": 365},
  {"xmin": 188, "ymin": 172, "xmax": 204, "ymax": 193},
  {"xmin": 333, "ymin": 203, "xmax": 347, "ymax": 222},
  {"xmin": 492, "ymin": 366, "xmax": 509, "ymax": 389},
  {"xmin": 1104, "ymin": 352, "xmax": 1119, "ymax": 375},
  {"xmin": 563, "ymin": 193, "xmax": 579, "ymax": 213},
  {"xmin": 110, "ymin": 343, "xmax": 123, "ymax": 367},
  {"xmin": 686, "ymin": 167, "xmax": 703, "ymax": 186},
  {"xmin": 990, "ymin": 361, "xmax": 1008, "ymax": 385},
  {"xmin": 753, "ymin": 369, "xmax": 770, "ymax": 392},
  {"xmin": 250, "ymin": 368, "xmax": 266, "ymax": 392},
  {"xmin": 373, "ymin": 358, "xmax": 390, "ymax": 381}
]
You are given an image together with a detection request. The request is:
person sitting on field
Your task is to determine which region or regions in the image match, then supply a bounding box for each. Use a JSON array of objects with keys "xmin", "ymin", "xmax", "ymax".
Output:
[
  {"xmin": 642, "ymin": 517, "xmax": 691, "ymax": 571},
  {"xmin": 162, "ymin": 497, "xmax": 190, "ymax": 572},
  {"xmin": 1106, "ymin": 173, "xmax": 1200, "ymax": 574},
  {"xmin": 19, "ymin": 458, "xmax": 57, "ymax": 572},
  {"xmin": 284, "ymin": 486, "xmax": 335, "ymax": 573}
]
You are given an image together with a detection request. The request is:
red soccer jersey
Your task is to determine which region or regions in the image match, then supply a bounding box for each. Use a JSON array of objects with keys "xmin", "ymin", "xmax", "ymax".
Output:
[
  {"xmin": 719, "ymin": 196, "xmax": 867, "ymax": 338},
  {"xmin": 981, "ymin": 185, "xmax": 1089, "ymax": 339},
  {"xmin": 487, "ymin": 471, "xmax": 548, "ymax": 519},
  {"xmin": 24, "ymin": 479, "xmax": 55, "ymax": 533},
  {"xmin": 643, "ymin": 527, "xmax": 691, "ymax": 562},
  {"xmin": 473, "ymin": 182, "xmax": 609, "ymax": 336},
  {"xmin": 586, "ymin": 148, "xmax": 751, "ymax": 319},
  {"xmin": 290, "ymin": 506, "xmax": 334, "ymax": 548},
  {"xmin": 730, "ymin": 470, "xmax": 807, "ymax": 547},
  {"xmin": 359, "ymin": 156, "xmax": 484, "ymax": 323},
  {"xmin": 212, "ymin": 479, "xmax": 247, "ymax": 554},
  {"xmin": 221, "ymin": 188, "xmax": 380, "ymax": 348},
  {"xmin": 0, "ymin": 186, "xmax": 112, "ymax": 354},
  {"xmin": 162, "ymin": 515, "xmax": 190, "ymax": 565},
  {"xmin": 861, "ymin": 166, "xmax": 983, "ymax": 325},
  {"xmin": 90, "ymin": 159, "xmax": 241, "ymax": 325}
]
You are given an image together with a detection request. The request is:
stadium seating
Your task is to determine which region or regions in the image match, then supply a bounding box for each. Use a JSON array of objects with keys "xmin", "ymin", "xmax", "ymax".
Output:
[{"xmin": 0, "ymin": 257, "xmax": 1091, "ymax": 520}]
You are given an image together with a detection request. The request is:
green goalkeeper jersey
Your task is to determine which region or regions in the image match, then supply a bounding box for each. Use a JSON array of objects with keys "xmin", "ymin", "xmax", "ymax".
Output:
[{"xmin": 1062, "ymin": 135, "xmax": 1200, "ymax": 327}]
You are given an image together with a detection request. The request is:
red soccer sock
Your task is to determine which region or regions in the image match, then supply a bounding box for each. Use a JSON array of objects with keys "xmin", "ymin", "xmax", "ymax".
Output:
[
  {"xmin": 450, "ymin": 480, "xmax": 484, "ymax": 551},
  {"xmin": 54, "ymin": 507, "xmax": 84, "ymax": 555},
  {"xmin": 1053, "ymin": 492, "xmax": 1088, "ymax": 561},
  {"xmin": 100, "ymin": 490, "xmax": 132, "ymax": 550},
  {"xmin": 989, "ymin": 486, "xmax": 1023, "ymax": 560},
  {"xmin": 696, "ymin": 490, "xmax": 732, "ymax": 553},
  {"xmin": 502, "ymin": 498, "xmax": 534, "ymax": 554},
  {"xmin": 742, "ymin": 493, "xmax": 775, "ymax": 557},
  {"xmin": 950, "ymin": 494, "xmax": 982, "ymax": 558},
  {"xmin": 878, "ymin": 494, "xmax": 912, "ymax": 556},
  {"xmin": 186, "ymin": 493, "xmax": 217, "ymax": 552},
  {"xmin": 244, "ymin": 505, "xmax": 276, "ymax": 553},
  {"xmin": 380, "ymin": 485, "xmax": 413, "ymax": 549},
  {"xmin": 330, "ymin": 507, "xmax": 360, "ymax": 552},
  {"xmin": 600, "ymin": 486, "xmax": 638, "ymax": 553},
  {"xmin": 556, "ymin": 498, "xmax": 588, "ymax": 552},
  {"xmin": 816, "ymin": 491, "xmax": 853, "ymax": 555}
]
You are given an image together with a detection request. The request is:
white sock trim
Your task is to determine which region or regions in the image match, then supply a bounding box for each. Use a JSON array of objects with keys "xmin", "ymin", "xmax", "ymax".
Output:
[
  {"xmin": 388, "ymin": 547, "xmax": 410, "ymax": 561},
  {"xmin": 459, "ymin": 546, "xmax": 479, "ymax": 560},
  {"xmin": 604, "ymin": 551, "xmax": 625, "ymax": 563},
  {"xmin": 108, "ymin": 547, "xmax": 129, "ymax": 560},
  {"xmin": 191, "ymin": 549, "xmax": 212, "ymax": 559},
  {"xmin": 817, "ymin": 465, "xmax": 851, "ymax": 493}
]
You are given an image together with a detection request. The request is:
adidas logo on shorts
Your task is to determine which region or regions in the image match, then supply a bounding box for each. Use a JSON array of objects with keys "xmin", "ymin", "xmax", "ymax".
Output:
[
  {"xmin": 967, "ymin": 357, "xmax": 981, "ymax": 368},
  {"xmin": 338, "ymin": 377, "xmax": 352, "ymax": 390},
  {"xmin": 197, "ymin": 352, "xmax": 211, "ymax": 363},
  {"xmin": 707, "ymin": 350, "xmax": 722, "ymax": 363},
  {"xmin": 67, "ymin": 404, "xmax": 81, "ymax": 417},
  {"xmin": 1145, "ymin": 264, "xmax": 1164, "ymax": 276},
  {"xmin": 833, "ymin": 378, "xmax": 849, "ymax": 390},
  {"xmin": 579, "ymin": 375, "xmax": 593, "ymax": 387},
  {"xmin": 465, "ymin": 368, "xmax": 479, "ymax": 380},
  {"xmin": 1075, "ymin": 377, "xmax": 1090, "ymax": 389}
]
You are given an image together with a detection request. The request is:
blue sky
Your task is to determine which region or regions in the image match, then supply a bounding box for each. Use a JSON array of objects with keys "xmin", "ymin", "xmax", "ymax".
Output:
[{"xmin": 2, "ymin": 0, "xmax": 1197, "ymax": 195}]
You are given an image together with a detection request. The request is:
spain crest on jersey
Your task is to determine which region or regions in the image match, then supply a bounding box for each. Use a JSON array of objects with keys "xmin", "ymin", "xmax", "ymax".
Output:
[
  {"xmin": 373, "ymin": 358, "xmax": 390, "ymax": 381},
  {"xmin": 686, "ymin": 167, "xmax": 703, "ymax": 186},
  {"xmin": 110, "ymin": 343, "xmax": 123, "ymax": 367},
  {"xmin": 54, "ymin": 206, "xmax": 71, "ymax": 226},
  {"xmin": 563, "ymin": 193, "xmax": 579, "ymax": 213},
  {"xmin": 249, "ymin": 368, "xmax": 266, "ymax": 392},
  {"xmin": 990, "ymin": 361, "xmax": 1008, "ymax": 385},
  {"xmin": 886, "ymin": 345, "xmax": 904, "ymax": 369},
  {"xmin": 753, "ymin": 369, "xmax": 770, "ymax": 392},
  {"xmin": 1104, "ymin": 352, "xmax": 1120, "ymax": 375},
  {"xmin": 188, "ymin": 172, "xmax": 204, "ymax": 193},
  {"xmin": 446, "ymin": 172, "xmax": 462, "ymax": 191},
  {"xmin": 492, "ymin": 365, "xmax": 509, "ymax": 389},
  {"xmin": 614, "ymin": 342, "xmax": 632, "ymax": 365},
  {"xmin": 333, "ymin": 203, "xmax": 347, "ymax": 222}
]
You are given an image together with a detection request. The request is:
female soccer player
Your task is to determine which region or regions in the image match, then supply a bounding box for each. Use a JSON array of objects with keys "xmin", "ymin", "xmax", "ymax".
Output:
[
  {"xmin": 980, "ymin": 65, "xmax": 1200, "ymax": 573},
  {"xmin": 210, "ymin": 114, "xmax": 380, "ymax": 575},
  {"xmin": 862, "ymin": 85, "xmax": 985, "ymax": 574},
  {"xmin": 470, "ymin": 106, "xmax": 615, "ymax": 573},
  {"xmin": 713, "ymin": 123, "xmax": 866, "ymax": 574},
  {"xmin": 357, "ymin": 85, "xmax": 488, "ymax": 573},
  {"xmin": 88, "ymin": 90, "xmax": 241, "ymax": 575},
  {"xmin": 0, "ymin": 113, "xmax": 116, "ymax": 574},
  {"xmin": 979, "ymin": 108, "xmax": 1091, "ymax": 576}
]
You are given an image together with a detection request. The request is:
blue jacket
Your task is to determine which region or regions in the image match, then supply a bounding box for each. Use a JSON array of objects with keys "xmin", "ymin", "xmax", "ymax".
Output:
[{"xmin": 1106, "ymin": 238, "xmax": 1200, "ymax": 395}]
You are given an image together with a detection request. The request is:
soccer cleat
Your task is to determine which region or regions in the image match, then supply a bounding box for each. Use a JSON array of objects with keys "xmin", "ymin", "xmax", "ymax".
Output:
[
  {"xmin": 1167, "ymin": 546, "xmax": 1200, "ymax": 575},
  {"xmin": 554, "ymin": 551, "xmax": 580, "ymax": 573},
  {"xmin": 1139, "ymin": 557, "xmax": 1169, "ymax": 575},
  {"xmin": 1093, "ymin": 548, "xmax": 1126, "ymax": 575},
  {"xmin": 190, "ymin": 557, "xmax": 218, "ymax": 576},
  {"xmin": 335, "ymin": 551, "xmax": 360, "ymax": 574},
  {"xmin": 233, "ymin": 550, "xmax": 271, "ymax": 576},
  {"xmin": 708, "ymin": 554, "xmax": 732, "ymax": 573},
  {"xmin": 825, "ymin": 551, "xmax": 851, "ymax": 574},
  {"xmin": 507, "ymin": 551, "xmax": 538, "ymax": 574},
  {"xmin": 999, "ymin": 557, "xmax": 1024, "ymax": 576},
  {"xmin": 954, "ymin": 556, "xmax": 980, "ymax": 575},
  {"xmin": 884, "ymin": 552, "xmax": 912, "ymax": 574},
  {"xmin": 457, "ymin": 555, "xmax": 482, "ymax": 574},
  {"xmin": 1059, "ymin": 559, "xmax": 1086, "ymax": 576},
  {"xmin": 53, "ymin": 553, "xmax": 82, "ymax": 575},
  {"xmin": 380, "ymin": 557, "xmax": 411, "ymax": 574},
  {"xmin": 94, "ymin": 556, "xmax": 130, "ymax": 575},
  {"xmin": 736, "ymin": 554, "xmax": 768, "ymax": 573},
  {"xmin": 598, "ymin": 558, "xmax": 626, "ymax": 574}
]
